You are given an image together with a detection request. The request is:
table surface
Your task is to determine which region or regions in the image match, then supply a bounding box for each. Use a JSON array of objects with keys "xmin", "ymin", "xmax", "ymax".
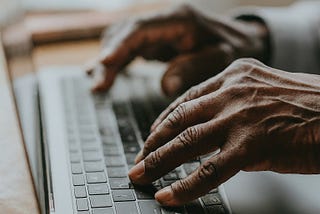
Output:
[{"xmin": 0, "ymin": 37, "xmax": 39, "ymax": 213}]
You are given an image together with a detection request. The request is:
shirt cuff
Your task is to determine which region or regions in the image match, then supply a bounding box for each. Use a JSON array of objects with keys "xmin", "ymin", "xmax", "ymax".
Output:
[{"xmin": 231, "ymin": 2, "xmax": 320, "ymax": 74}]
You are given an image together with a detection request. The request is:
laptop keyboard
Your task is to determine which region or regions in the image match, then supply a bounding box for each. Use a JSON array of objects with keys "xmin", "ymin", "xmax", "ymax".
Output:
[{"xmin": 61, "ymin": 77, "xmax": 227, "ymax": 214}]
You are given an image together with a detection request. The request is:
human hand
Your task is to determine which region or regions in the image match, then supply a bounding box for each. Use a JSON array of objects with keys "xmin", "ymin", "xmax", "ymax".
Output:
[
  {"xmin": 88, "ymin": 5, "xmax": 269, "ymax": 96},
  {"xmin": 128, "ymin": 58, "xmax": 320, "ymax": 206}
]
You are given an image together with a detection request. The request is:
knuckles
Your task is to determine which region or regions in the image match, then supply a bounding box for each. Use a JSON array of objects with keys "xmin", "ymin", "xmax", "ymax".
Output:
[
  {"xmin": 218, "ymin": 58, "xmax": 270, "ymax": 97},
  {"xmin": 172, "ymin": 178, "xmax": 193, "ymax": 195},
  {"xmin": 225, "ymin": 58, "xmax": 264, "ymax": 78},
  {"xmin": 166, "ymin": 103, "xmax": 187, "ymax": 128},
  {"xmin": 197, "ymin": 161, "xmax": 218, "ymax": 180},
  {"xmin": 145, "ymin": 149, "xmax": 162, "ymax": 171},
  {"xmin": 233, "ymin": 58, "xmax": 263, "ymax": 67},
  {"xmin": 177, "ymin": 127, "xmax": 200, "ymax": 150},
  {"xmin": 185, "ymin": 86, "xmax": 201, "ymax": 101}
]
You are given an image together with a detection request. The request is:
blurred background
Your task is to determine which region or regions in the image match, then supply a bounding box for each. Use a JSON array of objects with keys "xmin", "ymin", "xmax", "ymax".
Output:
[
  {"xmin": 0, "ymin": 0, "xmax": 299, "ymax": 78},
  {"xmin": 0, "ymin": 0, "xmax": 297, "ymax": 28}
]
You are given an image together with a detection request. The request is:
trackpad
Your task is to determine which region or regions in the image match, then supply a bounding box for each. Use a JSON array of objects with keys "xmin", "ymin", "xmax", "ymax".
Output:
[{"xmin": 224, "ymin": 171, "xmax": 320, "ymax": 214}]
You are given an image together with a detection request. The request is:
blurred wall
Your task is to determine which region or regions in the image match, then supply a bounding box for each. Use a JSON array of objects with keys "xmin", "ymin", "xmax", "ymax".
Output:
[
  {"xmin": 238, "ymin": 0, "xmax": 295, "ymax": 7},
  {"xmin": 177, "ymin": 0, "xmax": 297, "ymax": 14}
]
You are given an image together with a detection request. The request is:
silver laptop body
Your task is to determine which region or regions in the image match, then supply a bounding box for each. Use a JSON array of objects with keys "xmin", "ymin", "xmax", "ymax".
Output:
[
  {"xmin": 37, "ymin": 66, "xmax": 231, "ymax": 214},
  {"xmin": 15, "ymin": 64, "xmax": 320, "ymax": 214}
]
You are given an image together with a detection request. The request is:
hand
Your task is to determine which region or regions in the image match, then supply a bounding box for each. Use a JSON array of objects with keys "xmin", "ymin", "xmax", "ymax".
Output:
[
  {"xmin": 88, "ymin": 5, "xmax": 269, "ymax": 96},
  {"xmin": 128, "ymin": 58, "xmax": 320, "ymax": 206}
]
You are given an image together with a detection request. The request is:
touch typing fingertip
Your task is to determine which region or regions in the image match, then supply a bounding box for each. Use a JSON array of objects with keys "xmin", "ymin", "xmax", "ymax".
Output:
[
  {"xmin": 155, "ymin": 186, "xmax": 176, "ymax": 206},
  {"xmin": 128, "ymin": 160, "xmax": 145, "ymax": 182}
]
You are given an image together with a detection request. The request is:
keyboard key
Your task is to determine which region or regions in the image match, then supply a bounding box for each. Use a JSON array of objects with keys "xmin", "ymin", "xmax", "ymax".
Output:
[
  {"xmin": 84, "ymin": 162, "xmax": 104, "ymax": 172},
  {"xmin": 92, "ymin": 208, "xmax": 115, "ymax": 214},
  {"xmin": 77, "ymin": 211, "xmax": 90, "ymax": 214},
  {"xmin": 206, "ymin": 205, "xmax": 226, "ymax": 214},
  {"xmin": 103, "ymin": 145, "xmax": 121, "ymax": 156},
  {"xmin": 76, "ymin": 198, "xmax": 89, "ymax": 211},
  {"xmin": 209, "ymin": 189, "xmax": 218, "ymax": 194},
  {"xmin": 73, "ymin": 174, "xmax": 85, "ymax": 186},
  {"xmin": 112, "ymin": 189, "xmax": 135, "ymax": 202},
  {"xmin": 152, "ymin": 180, "xmax": 161, "ymax": 188},
  {"xmin": 71, "ymin": 163, "xmax": 83, "ymax": 174},
  {"xmin": 70, "ymin": 153, "xmax": 81, "ymax": 163},
  {"xmin": 163, "ymin": 171, "xmax": 179, "ymax": 181},
  {"xmin": 201, "ymin": 193, "xmax": 222, "ymax": 205},
  {"xmin": 69, "ymin": 143, "xmax": 79, "ymax": 153},
  {"xmin": 83, "ymin": 151, "xmax": 102, "ymax": 162},
  {"xmin": 80, "ymin": 135, "xmax": 97, "ymax": 143},
  {"xmin": 160, "ymin": 179, "xmax": 176, "ymax": 188},
  {"xmin": 105, "ymin": 156, "xmax": 125, "ymax": 166},
  {"xmin": 113, "ymin": 102, "xmax": 129, "ymax": 117},
  {"xmin": 101, "ymin": 137, "xmax": 117, "ymax": 145},
  {"xmin": 161, "ymin": 207, "xmax": 185, "ymax": 214},
  {"xmin": 99, "ymin": 127, "xmax": 114, "ymax": 137},
  {"xmin": 74, "ymin": 186, "xmax": 87, "ymax": 198},
  {"xmin": 185, "ymin": 200, "xmax": 205, "ymax": 214},
  {"xmin": 68, "ymin": 136, "xmax": 77, "ymax": 144},
  {"xmin": 134, "ymin": 187, "xmax": 155, "ymax": 199},
  {"xmin": 120, "ymin": 132, "xmax": 137, "ymax": 143},
  {"xmin": 82, "ymin": 143, "xmax": 99, "ymax": 151},
  {"xmin": 90, "ymin": 195, "xmax": 112, "ymax": 208},
  {"xmin": 109, "ymin": 177, "xmax": 132, "ymax": 189},
  {"xmin": 138, "ymin": 201, "xmax": 161, "ymax": 214},
  {"xmin": 183, "ymin": 162, "xmax": 200, "ymax": 176},
  {"xmin": 86, "ymin": 172, "xmax": 107, "ymax": 184},
  {"xmin": 88, "ymin": 184, "xmax": 109, "ymax": 195},
  {"xmin": 115, "ymin": 202, "xmax": 139, "ymax": 214},
  {"xmin": 107, "ymin": 167, "xmax": 127, "ymax": 178},
  {"xmin": 125, "ymin": 153, "xmax": 136, "ymax": 165},
  {"xmin": 123, "ymin": 143, "xmax": 140, "ymax": 154},
  {"xmin": 79, "ymin": 128, "xmax": 95, "ymax": 135},
  {"xmin": 78, "ymin": 125, "xmax": 96, "ymax": 134}
]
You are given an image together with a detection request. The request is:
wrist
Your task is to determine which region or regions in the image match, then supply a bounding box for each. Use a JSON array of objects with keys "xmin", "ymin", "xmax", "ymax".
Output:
[{"xmin": 237, "ymin": 18, "xmax": 271, "ymax": 64}]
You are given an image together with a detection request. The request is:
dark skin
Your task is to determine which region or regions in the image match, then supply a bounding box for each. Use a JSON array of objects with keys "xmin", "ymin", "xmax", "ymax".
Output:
[
  {"xmin": 88, "ymin": 5, "xmax": 320, "ymax": 206},
  {"xmin": 87, "ymin": 5, "xmax": 269, "ymax": 96}
]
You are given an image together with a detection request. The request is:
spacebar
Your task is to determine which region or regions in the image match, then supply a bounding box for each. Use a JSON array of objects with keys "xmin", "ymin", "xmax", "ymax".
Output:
[
  {"xmin": 138, "ymin": 201, "xmax": 162, "ymax": 214},
  {"xmin": 115, "ymin": 202, "xmax": 139, "ymax": 214}
]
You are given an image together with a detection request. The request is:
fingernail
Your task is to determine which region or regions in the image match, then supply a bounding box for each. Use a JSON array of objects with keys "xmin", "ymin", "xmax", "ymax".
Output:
[
  {"xmin": 164, "ymin": 76, "xmax": 182, "ymax": 97},
  {"xmin": 134, "ymin": 150, "xmax": 144, "ymax": 164},
  {"xmin": 155, "ymin": 186, "xmax": 176, "ymax": 206},
  {"xmin": 128, "ymin": 160, "xmax": 145, "ymax": 182}
]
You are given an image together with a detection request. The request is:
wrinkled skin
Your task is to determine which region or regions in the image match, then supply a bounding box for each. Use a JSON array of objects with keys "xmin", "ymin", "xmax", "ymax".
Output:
[
  {"xmin": 87, "ymin": 4, "xmax": 320, "ymax": 207},
  {"xmin": 128, "ymin": 59, "xmax": 320, "ymax": 206},
  {"xmin": 88, "ymin": 5, "xmax": 268, "ymax": 96}
]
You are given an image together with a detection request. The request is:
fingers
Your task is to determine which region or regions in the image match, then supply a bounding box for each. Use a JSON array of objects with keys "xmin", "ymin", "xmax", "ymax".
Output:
[
  {"xmin": 89, "ymin": 5, "xmax": 215, "ymax": 92},
  {"xmin": 155, "ymin": 147, "xmax": 246, "ymax": 206},
  {"xmin": 161, "ymin": 45, "xmax": 233, "ymax": 97},
  {"xmin": 151, "ymin": 43, "xmax": 233, "ymax": 131},
  {"xmin": 85, "ymin": 62, "xmax": 118, "ymax": 93},
  {"xmin": 91, "ymin": 69, "xmax": 118, "ymax": 93},
  {"xmin": 150, "ymin": 77, "xmax": 218, "ymax": 132},
  {"xmin": 129, "ymin": 120, "xmax": 225, "ymax": 185},
  {"xmin": 136, "ymin": 94, "xmax": 220, "ymax": 163},
  {"xmin": 150, "ymin": 84, "xmax": 208, "ymax": 132}
]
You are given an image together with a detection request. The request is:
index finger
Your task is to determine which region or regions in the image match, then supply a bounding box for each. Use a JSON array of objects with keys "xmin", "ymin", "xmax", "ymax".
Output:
[{"xmin": 150, "ymin": 74, "xmax": 222, "ymax": 131}]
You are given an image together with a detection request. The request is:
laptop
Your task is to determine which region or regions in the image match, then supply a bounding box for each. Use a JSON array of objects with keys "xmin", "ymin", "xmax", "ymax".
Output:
[{"xmin": 8, "ymin": 43, "xmax": 320, "ymax": 214}]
